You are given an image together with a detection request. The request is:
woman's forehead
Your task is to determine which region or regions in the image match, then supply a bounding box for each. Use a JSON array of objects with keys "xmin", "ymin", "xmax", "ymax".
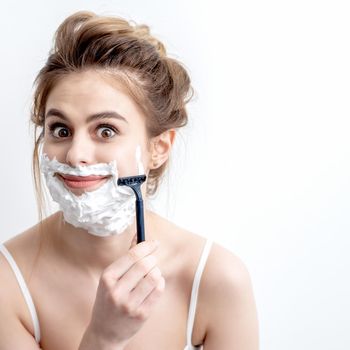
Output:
[{"xmin": 45, "ymin": 70, "xmax": 146, "ymax": 125}]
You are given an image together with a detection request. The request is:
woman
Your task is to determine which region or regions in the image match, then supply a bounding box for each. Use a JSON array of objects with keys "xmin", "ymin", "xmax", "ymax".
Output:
[{"xmin": 0, "ymin": 11, "xmax": 259, "ymax": 349}]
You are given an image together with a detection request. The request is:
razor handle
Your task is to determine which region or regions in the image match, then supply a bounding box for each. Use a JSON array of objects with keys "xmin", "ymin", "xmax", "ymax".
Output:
[{"xmin": 136, "ymin": 198, "xmax": 145, "ymax": 243}]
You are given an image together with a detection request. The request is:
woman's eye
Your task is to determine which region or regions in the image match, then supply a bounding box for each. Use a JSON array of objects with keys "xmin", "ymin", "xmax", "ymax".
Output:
[
  {"xmin": 96, "ymin": 126, "xmax": 117, "ymax": 139},
  {"xmin": 49, "ymin": 124, "xmax": 71, "ymax": 138}
]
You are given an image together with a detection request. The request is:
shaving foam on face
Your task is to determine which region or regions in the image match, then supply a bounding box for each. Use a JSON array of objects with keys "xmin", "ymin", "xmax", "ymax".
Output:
[{"xmin": 40, "ymin": 146, "xmax": 146, "ymax": 237}]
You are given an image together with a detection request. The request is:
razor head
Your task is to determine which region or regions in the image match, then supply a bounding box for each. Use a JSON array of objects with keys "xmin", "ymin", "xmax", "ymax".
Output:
[
  {"xmin": 117, "ymin": 175, "xmax": 147, "ymax": 198},
  {"xmin": 117, "ymin": 175, "xmax": 146, "ymax": 187}
]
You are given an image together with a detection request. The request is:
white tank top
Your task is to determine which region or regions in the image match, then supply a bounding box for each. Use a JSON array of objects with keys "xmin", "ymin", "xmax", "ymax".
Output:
[{"xmin": 0, "ymin": 238, "xmax": 213, "ymax": 349}]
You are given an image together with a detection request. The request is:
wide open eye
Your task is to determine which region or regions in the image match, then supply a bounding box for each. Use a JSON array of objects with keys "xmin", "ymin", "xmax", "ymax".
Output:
[
  {"xmin": 96, "ymin": 125, "xmax": 118, "ymax": 139},
  {"xmin": 48, "ymin": 123, "xmax": 71, "ymax": 138}
]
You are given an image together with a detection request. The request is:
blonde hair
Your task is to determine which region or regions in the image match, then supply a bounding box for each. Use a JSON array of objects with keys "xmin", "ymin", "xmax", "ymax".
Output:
[{"xmin": 31, "ymin": 11, "xmax": 193, "ymax": 218}]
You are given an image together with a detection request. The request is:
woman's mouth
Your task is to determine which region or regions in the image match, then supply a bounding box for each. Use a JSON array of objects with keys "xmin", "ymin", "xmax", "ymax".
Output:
[{"xmin": 57, "ymin": 174, "xmax": 110, "ymax": 190}]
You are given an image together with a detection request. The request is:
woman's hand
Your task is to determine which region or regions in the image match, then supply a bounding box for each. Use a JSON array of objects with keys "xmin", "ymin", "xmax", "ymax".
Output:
[{"xmin": 85, "ymin": 237, "xmax": 165, "ymax": 348}]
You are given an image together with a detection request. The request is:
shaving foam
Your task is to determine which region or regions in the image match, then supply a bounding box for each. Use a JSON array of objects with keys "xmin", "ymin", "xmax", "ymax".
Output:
[{"xmin": 40, "ymin": 147, "xmax": 145, "ymax": 237}]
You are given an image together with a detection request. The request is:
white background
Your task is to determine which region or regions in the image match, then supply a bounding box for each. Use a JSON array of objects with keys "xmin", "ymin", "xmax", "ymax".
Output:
[{"xmin": 0, "ymin": 1, "xmax": 349, "ymax": 349}]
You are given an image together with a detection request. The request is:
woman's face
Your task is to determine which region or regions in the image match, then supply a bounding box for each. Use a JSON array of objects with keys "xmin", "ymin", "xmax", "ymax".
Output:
[{"xmin": 42, "ymin": 70, "xmax": 152, "ymax": 195}]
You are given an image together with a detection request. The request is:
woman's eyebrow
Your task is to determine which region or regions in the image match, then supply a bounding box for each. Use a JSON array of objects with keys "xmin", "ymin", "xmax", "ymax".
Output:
[
  {"xmin": 45, "ymin": 108, "xmax": 128, "ymax": 123},
  {"xmin": 87, "ymin": 111, "xmax": 128, "ymax": 124},
  {"xmin": 45, "ymin": 108, "xmax": 67, "ymax": 121}
]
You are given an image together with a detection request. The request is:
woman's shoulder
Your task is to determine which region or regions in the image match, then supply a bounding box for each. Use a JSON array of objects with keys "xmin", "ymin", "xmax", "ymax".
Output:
[
  {"xmin": 150, "ymin": 212, "xmax": 257, "ymax": 344},
  {"xmin": 0, "ymin": 222, "xmax": 43, "ymax": 335},
  {"xmin": 1, "ymin": 212, "xmax": 59, "ymax": 263},
  {"xmin": 1, "ymin": 220, "xmax": 40, "ymax": 257},
  {"xmin": 0, "ymin": 218, "xmax": 45, "ymax": 290},
  {"xmin": 149, "ymin": 211, "xmax": 208, "ymax": 260},
  {"xmin": 196, "ymin": 240, "xmax": 258, "ymax": 347},
  {"xmin": 1, "ymin": 220, "xmax": 43, "ymax": 270},
  {"xmin": 149, "ymin": 210, "xmax": 249, "ymax": 287}
]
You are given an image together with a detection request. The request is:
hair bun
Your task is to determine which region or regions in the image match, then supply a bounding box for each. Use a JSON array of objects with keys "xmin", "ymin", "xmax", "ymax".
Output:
[{"xmin": 132, "ymin": 23, "xmax": 167, "ymax": 56}]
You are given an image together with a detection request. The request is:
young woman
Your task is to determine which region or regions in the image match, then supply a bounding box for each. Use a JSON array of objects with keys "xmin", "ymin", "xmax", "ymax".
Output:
[{"xmin": 0, "ymin": 11, "xmax": 259, "ymax": 350}]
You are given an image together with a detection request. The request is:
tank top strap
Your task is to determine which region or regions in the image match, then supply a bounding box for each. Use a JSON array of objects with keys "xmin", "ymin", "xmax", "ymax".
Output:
[
  {"xmin": 185, "ymin": 238, "xmax": 213, "ymax": 349},
  {"xmin": 0, "ymin": 243, "xmax": 41, "ymax": 344}
]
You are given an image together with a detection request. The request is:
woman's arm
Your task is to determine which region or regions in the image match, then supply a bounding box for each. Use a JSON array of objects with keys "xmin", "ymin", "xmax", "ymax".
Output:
[
  {"xmin": 0, "ymin": 256, "xmax": 42, "ymax": 350},
  {"xmin": 201, "ymin": 244, "xmax": 259, "ymax": 350}
]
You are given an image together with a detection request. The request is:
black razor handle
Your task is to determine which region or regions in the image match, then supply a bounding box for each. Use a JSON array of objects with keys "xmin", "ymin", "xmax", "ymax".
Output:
[
  {"xmin": 136, "ymin": 198, "xmax": 145, "ymax": 243},
  {"xmin": 117, "ymin": 175, "xmax": 146, "ymax": 243}
]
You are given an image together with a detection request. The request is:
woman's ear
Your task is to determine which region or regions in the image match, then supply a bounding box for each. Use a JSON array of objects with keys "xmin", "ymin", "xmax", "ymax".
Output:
[{"xmin": 148, "ymin": 129, "xmax": 176, "ymax": 169}]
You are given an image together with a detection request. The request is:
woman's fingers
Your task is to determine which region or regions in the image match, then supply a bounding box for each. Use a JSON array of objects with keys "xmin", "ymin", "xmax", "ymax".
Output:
[
  {"xmin": 127, "ymin": 266, "xmax": 163, "ymax": 308},
  {"xmin": 137, "ymin": 276, "xmax": 166, "ymax": 314},
  {"xmin": 88, "ymin": 237, "xmax": 165, "ymax": 345},
  {"xmin": 118, "ymin": 254, "xmax": 158, "ymax": 293},
  {"xmin": 102, "ymin": 240, "xmax": 159, "ymax": 285}
]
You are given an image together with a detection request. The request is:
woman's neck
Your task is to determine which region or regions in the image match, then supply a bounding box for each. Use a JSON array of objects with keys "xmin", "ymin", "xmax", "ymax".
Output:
[{"xmin": 46, "ymin": 210, "xmax": 156, "ymax": 281}]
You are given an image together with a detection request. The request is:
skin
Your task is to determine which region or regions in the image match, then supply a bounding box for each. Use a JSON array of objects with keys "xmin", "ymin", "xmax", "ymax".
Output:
[{"xmin": 0, "ymin": 69, "xmax": 259, "ymax": 349}]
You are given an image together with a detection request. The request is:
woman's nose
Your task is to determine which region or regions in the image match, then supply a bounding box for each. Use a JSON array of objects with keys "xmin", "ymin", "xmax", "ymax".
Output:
[{"xmin": 65, "ymin": 132, "xmax": 94, "ymax": 167}]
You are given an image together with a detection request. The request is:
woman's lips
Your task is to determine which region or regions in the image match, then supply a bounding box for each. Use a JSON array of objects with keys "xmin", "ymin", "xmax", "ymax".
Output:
[{"xmin": 57, "ymin": 174, "xmax": 110, "ymax": 190}]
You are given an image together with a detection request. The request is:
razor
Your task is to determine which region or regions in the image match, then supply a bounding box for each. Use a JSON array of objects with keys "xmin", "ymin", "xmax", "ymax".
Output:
[{"xmin": 117, "ymin": 175, "xmax": 147, "ymax": 243}]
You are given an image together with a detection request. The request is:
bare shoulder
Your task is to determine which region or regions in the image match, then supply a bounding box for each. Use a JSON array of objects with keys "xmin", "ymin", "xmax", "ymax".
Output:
[
  {"xmin": 0, "ymin": 225, "xmax": 43, "ymax": 349},
  {"xmin": 1, "ymin": 224, "xmax": 42, "ymax": 277},
  {"xmin": 147, "ymin": 209, "xmax": 206, "ymax": 250},
  {"xmin": 0, "ymin": 212, "xmax": 60, "ymax": 270},
  {"xmin": 0, "ymin": 220, "xmax": 41, "ymax": 288},
  {"xmin": 0, "ymin": 221, "xmax": 41, "ymax": 296},
  {"xmin": 0, "ymin": 266, "xmax": 40, "ymax": 349},
  {"xmin": 203, "ymin": 242, "xmax": 254, "ymax": 293},
  {"xmin": 199, "ymin": 242, "xmax": 260, "ymax": 349},
  {"xmin": 150, "ymin": 211, "xmax": 250, "ymax": 281},
  {"xmin": 150, "ymin": 211, "xmax": 259, "ymax": 348},
  {"xmin": 148, "ymin": 210, "xmax": 208, "ymax": 260}
]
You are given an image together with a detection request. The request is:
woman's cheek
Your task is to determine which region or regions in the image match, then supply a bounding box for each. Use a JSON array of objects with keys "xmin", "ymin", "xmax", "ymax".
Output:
[
  {"xmin": 42, "ymin": 140, "xmax": 69, "ymax": 163},
  {"xmin": 115, "ymin": 149, "xmax": 145, "ymax": 177},
  {"xmin": 115, "ymin": 157, "xmax": 138, "ymax": 177},
  {"xmin": 42, "ymin": 142, "xmax": 55, "ymax": 159}
]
